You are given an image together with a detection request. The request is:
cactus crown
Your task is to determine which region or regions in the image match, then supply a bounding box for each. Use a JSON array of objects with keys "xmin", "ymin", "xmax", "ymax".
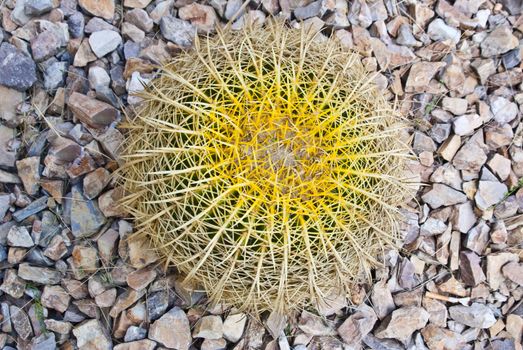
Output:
[{"xmin": 120, "ymin": 20, "xmax": 415, "ymax": 313}]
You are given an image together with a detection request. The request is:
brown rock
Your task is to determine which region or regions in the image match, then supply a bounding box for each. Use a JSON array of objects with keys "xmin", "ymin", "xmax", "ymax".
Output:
[
  {"xmin": 337, "ymin": 303, "xmax": 377, "ymax": 346},
  {"xmin": 83, "ymin": 168, "xmax": 111, "ymax": 199},
  {"xmin": 124, "ymin": 236, "xmax": 159, "ymax": 269},
  {"xmin": 375, "ymin": 306, "xmax": 429, "ymax": 344},
  {"xmin": 98, "ymin": 187, "xmax": 125, "ymax": 217},
  {"xmin": 179, "ymin": 3, "xmax": 217, "ymax": 33},
  {"xmin": 127, "ymin": 267, "xmax": 157, "ymax": 290},
  {"xmin": 67, "ymin": 92, "xmax": 119, "ymax": 128},
  {"xmin": 506, "ymin": 314, "xmax": 523, "ymax": 344},
  {"xmin": 62, "ymin": 279, "xmax": 89, "ymax": 299},
  {"xmin": 40, "ymin": 179, "xmax": 64, "ymax": 204},
  {"xmin": 41, "ymin": 285, "xmax": 70, "ymax": 313},
  {"xmin": 44, "ymin": 235, "xmax": 68, "ymax": 260},
  {"xmin": 405, "ymin": 62, "xmax": 446, "ymax": 93},
  {"xmin": 193, "ymin": 315, "xmax": 223, "ymax": 340},
  {"xmin": 124, "ymin": 0, "xmax": 152, "ymax": 8},
  {"xmin": 79, "ymin": 0, "xmax": 115, "ymax": 20},
  {"xmin": 74, "ymin": 38, "xmax": 97, "ymax": 67},
  {"xmin": 10, "ymin": 305, "xmax": 33, "ymax": 340},
  {"xmin": 421, "ymin": 324, "xmax": 466, "ymax": 350},
  {"xmin": 0, "ymin": 269, "xmax": 26, "ymax": 298},
  {"xmin": 149, "ymin": 307, "xmax": 191, "ymax": 350},
  {"xmin": 95, "ymin": 288, "xmax": 117, "ymax": 308},
  {"xmin": 502, "ymin": 262, "xmax": 523, "ymax": 286},
  {"xmin": 97, "ymin": 228, "xmax": 119, "ymax": 264},
  {"xmin": 422, "ymin": 297, "xmax": 447, "ymax": 327},
  {"xmin": 73, "ymin": 319, "xmax": 113, "ymax": 349},
  {"xmin": 72, "ymin": 245, "xmax": 99, "ymax": 273},
  {"xmin": 460, "ymin": 250, "xmax": 486, "ymax": 286},
  {"xmin": 114, "ymin": 340, "xmax": 157, "ymax": 350},
  {"xmin": 371, "ymin": 280, "xmax": 395, "ymax": 319},
  {"xmin": 109, "ymin": 289, "xmax": 146, "ymax": 318},
  {"xmin": 487, "ymin": 252, "xmax": 519, "ymax": 290}
]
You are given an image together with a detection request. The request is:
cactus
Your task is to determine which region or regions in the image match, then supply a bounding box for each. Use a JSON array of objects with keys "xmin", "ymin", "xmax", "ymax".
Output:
[{"xmin": 120, "ymin": 20, "xmax": 416, "ymax": 313}]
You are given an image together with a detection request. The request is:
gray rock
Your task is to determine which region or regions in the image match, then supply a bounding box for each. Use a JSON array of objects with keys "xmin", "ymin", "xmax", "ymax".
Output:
[
  {"xmin": 0, "ymin": 43, "xmax": 37, "ymax": 91},
  {"xmin": 490, "ymin": 95, "xmax": 518, "ymax": 124},
  {"xmin": 10, "ymin": 305, "xmax": 33, "ymax": 340},
  {"xmin": 30, "ymin": 332, "xmax": 56, "ymax": 350},
  {"xmin": 481, "ymin": 26, "xmax": 518, "ymax": 57},
  {"xmin": 160, "ymin": 16, "xmax": 196, "ymax": 47},
  {"xmin": 88, "ymin": 66, "xmax": 111, "ymax": 91},
  {"xmin": 338, "ymin": 304, "xmax": 377, "ymax": 346},
  {"xmin": 0, "ymin": 269, "xmax": 26, "ymax": 298},
  {"xmin": 147, "ymin": 291, "xmax": 169, "ymax": 321},
  {"xmin": 11, "ymin": 0, "xmax": 31, "ymax": 25},
  {"xmin": 422, "ymin": 183, "xmax": 467, "ymax": 209},
  {"xmin": 502, "ymin": 48, "xmax": 521, "ymax": 69},
  {"xmin": 85, "ymin": 17, "xmax": 118, "ymax": 33},
  {"xmin": 18, "ymin": 263, "xmax": 62, "ymax": 284},
  {"xmin": 500, "ymin": 0, "xmax": 522, "ymax": 15},
  {"xmin": 73, "ymin": 319, "xmax": 113, "ymax": 350},
  {"xmin": 24, "ymin": 0, "xmax": 54, "ymax": 15},
  {"xmin": 89, "ymin": 30, "xmax": 122, "ymax": 58},
  {"xmin": 7, "ymin": 225, "xmax": 34, "ymax": 247},
  {"xmin": 125, "ymin": 8, "xmax": 154, "ymax": 32},
  {"xmin": 124, "ymin": 326, "xmax": 147, "ymax": 342},
  {"xmin": 475, "ymin": 180, "xmax": 508, "ymax": 210},
  {"xmin": 193, "ymin": 316, "xmax": 223, "ymax": 340},
  {"xmin": 149, "ymin": 307, "xmax": 192, "ymax": 350},
  {"xmin": 13, "ymin": 196, "xmax": 49, "ymax": 222},
  {"xmin": 375, "ymin": 306, "xmax": 429, "ymax": 344},
  {"xmin": 448, "ymin": 303, "xmax": 496, "ymax": 328},
  {"xmin": 70, "ymin": 186, "xmax": 107, "ymax": 237},
  {"xmin": 31, "ymin": 23, "xmax": 69, "ymax": 62},
  {"xmin": 68, "ymin": 12, "xmax": 85, "ymax": 39},
  {"xmin": 427, "ymin": 18, "xmax": 461, "ymax": 44},
  {"xmin": 294, "ymin": 1, "xmax": 322, "ymax": 20},
  {"xmin": 460, "ymin": 250, "xmax": 486, "ymax": 286},
  {"xmin": 223, "ymin": 313, "xmax": 247, "ymax": 343},
  {"xmin": 396, "ymin": 24, "xmax": 419, "ymax": 47},
  {"xmin": 44, "ymin": 61, "xmax": 68, "ymax": 91}
]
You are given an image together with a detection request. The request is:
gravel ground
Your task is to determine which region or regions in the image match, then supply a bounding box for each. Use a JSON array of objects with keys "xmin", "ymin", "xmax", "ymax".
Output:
[{"xmin": 0, "ymin": 0, "xmax": 523, "ymax": 349}]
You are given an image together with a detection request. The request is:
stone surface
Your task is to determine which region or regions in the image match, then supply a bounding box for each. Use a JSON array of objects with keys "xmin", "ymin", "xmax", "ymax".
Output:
[
  {"xmin": 421, "ymin": 324, "xmax": 466, "ymax": 350},
  {"xmin": 375, "ymin": 306, "xmax": 429, "ymax": 343},
  {"xmin": 448, "ymin": 303, "xmax": 496, "ymax": 328},
  {"xmin": 490, "ymin": 96, "xmax": 518, "ymax": 124},
  {"xmin": 41, "ymin": 285, "xmax": 71, "ymax": 313},
  {"xmin": 422, "ymin": 183, "xmax": 467, "ymax": 209},
  {"xmin": 89, "ymin": 30, "xmax": 122, "ymax": 58},
  {"xmin": 481, "ymin": 26, "xmax": 519, "ymax": 57},
  {"xmin": 7, "ymin": 225, "xmax": 34, "ymax": 247},
  {"xmin": 68, "ymin": 92, "xmax": 119, "ymax": 128},
  {"xmin": 10, "ymin": 305, "xmax": 33, "ymax": 340},
  {"xmin": 149, "ymin": 307, "xmax": 191, "ymax": 350},
  {"xmin": 18, "ymin": 263, "xmax": 61, "ymax": 284},
  {"xmin": 160, "ymin": 16, "xmax": 196, "ymax": 47},
  {"xmin": 0, "ymin": 43, "xmax": 37, "ymax": 91},
  {"xmin": 487, "ymin": 252, "xmax": 519, "ymax": 290},
  {"xmin": 70, "ymin": 186, "xmax": 107, "ymax": 238},
  {"xmin": 194, "ymin": 315, "xmax": 224, "ymax": 339},
  {"xmin": 73, "ymin": 319, "xmax": 113, "ymax": 350},
  {"xmin": 79, "ymin": 0, "xmax": 115, "ymax": 20},
  {"xmin": 337, "ymin": 303, "xmax": 377, "ymax": 346}
]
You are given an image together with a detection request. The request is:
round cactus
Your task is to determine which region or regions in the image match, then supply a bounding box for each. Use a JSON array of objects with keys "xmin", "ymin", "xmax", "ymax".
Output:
[{"xmin": 120, "ymin": 21, "xmax": 415, "ymax": 313}]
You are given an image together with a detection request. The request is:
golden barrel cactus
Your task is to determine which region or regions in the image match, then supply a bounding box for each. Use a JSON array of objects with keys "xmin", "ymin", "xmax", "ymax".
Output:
[{"xmin": 120, "ymin": 21, "xmax": 415, "ymax": 313}]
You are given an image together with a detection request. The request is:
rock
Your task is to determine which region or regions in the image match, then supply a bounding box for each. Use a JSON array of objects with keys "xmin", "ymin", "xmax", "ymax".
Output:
[
  {"xmin": 30, "ymin": 23, "xmax": 69, "ymax": 62},
  {"xmin": 149, "ymin": 307, "xmax": 191, "ymax": 350},
  {"xmin": 83, "ymin": 168, "xmax": 111, "ymax": 199},
  {"xmin": 7, "ymin": 225, "xmax": 34, "ymax": 248},
  {"xmin": 487, "ymin": 252, "xmax": 519, "ymax": 290},
  {"xmin": 98, "ymin": 187, "xmax": 125, "ymax": 217},
  {"xmin": 74, "ymin": 38, "xmax": 97, "ymax": 67},
  {"xmin": 369, "ymin": 39, "xmax": 416, "ymax": 69},
  {"xmin": 16, "ymin": 157, "xmax": 40, "ymax": 195},
  {"xmin": 124, "ymin": 326, "xmax": 147, "ymax": 342},
  {"xmin": 126, "ymin": 267, "xmax": 157, "ymax": 290},
  {"xmin": 73, "ymin": 319, "xmax": 113, "ymax": 350},
  {"xmin": 109, "ymin": 289, "xmax": 146, "ymax": 317},
  {"xmin": 70, "ymin": 186, "xmax": 107, "ymax": 238},
  {"xmin": 471, "ymin": 58, "xmax": 496, "ymax": 84},
  {"xmin": 194, "ymin": 316, "xmax": 223, "ymax": 340},
  {"xmin": 160, "ymin": 16, "xmax": 196, "ymax": 47},
  {"xmin": 421, "ymin": 324, "xmax": 466, "ymax": 350},
  {"xmin": 43, "ymin": 61, "xmax": 68, "ymax": 91},
  {"xmin": 114, "ymin": 340, "xmax": 157, "ymax": 350},
  {"xmin": 41, "ymin": 285, "xmax": 70, "ymax": 313},
  {"xmin": 375, "ymin": 306, "xmax": 429, "ymax": 343},
  {"xmin": 67, "ymin": 12, "xmax": 85, "ymax": 38},
  {"xmin": 396, "ymin": 23, "xmax": 419, "ymax": 47},
  {"xmin": 337, "ymin": 303, "xmax": 377, "ymax": 346},
  {"xmin": 79, "ymin": 0, "xmax": 115, "ymax": 20},
  {"xmin": 89, "ymin": 30, "xmax": 122, "ymax": 58},
  {"xmin": 24, "ymin": 0, "xmax": 54, "ymax": 15},
  {"xmin": 420, "ymin": 217, "xmax": 447, "ymax": 236},
  {"xmin": 427, "ymin": 18, "xmax": 461, "ymax": 44},
  {"xmin": 10, "ymin": 305, "xmax": 33, "ymax": 340},
  {"xmin": 0, "ymin": 86, "xmax": 23, "ymax": 127},
  {"xmin": 465, "ymin": 221, "xmax": 490, "ymax": 254},
  {"xmin": 0, "ymin": 42, "xmax": 37, "ymax": 91},
  {"xmin": 481, "ymin": 26, "xmax": 518, "ymax": 57},
  {"xmin": 68, "ymin": 92, "xmax": 119, "ymax": 128},
  {"xmin": 453, "ymin": 114, "xmax": 482, "ymax": 136},
  {"xmin": 506, "ymin": 314, "xmax": 523, "ymax": 343},
  {"xmin": 475, "ymin": 180, "xmax": 508, "ymax": 210},
  {"xmin": 30, "ymin": 333, "xmax": 56, "ymax": 350},
  {"xmin": 448, "ymin": 303, "xmax": 496, "ymax": 328},
  {"xmin": 18, "ymin": 263, "xmax": 61, "ymax": 284},
  {"xmin": 298, "ymin": 310, "xmax": 335, "ymax": 336},
  {"xmin": 405, "ymin": 62, "xmax": 446, "ymax": 93},
  {"xmin": 13, "ymin": 196, "xmax": 49, "ymax": 222},
  {"xmin": 122, "ymin": 22, "xmax": 145, "ymax": 42},
  {"xmin": 490, "ymin": 96, "xmax": 518, "ymax": 124},
  {"xmin": 371, "ymin": 280, "xmax": 395, "ymax": 319},
  {"xmin": 44, "ymin": 319, "xmax": 72, "ymax": 334},
  {"xmin": 460, "ymin": 250, "xmax": 486, "ymax": 286},
  {"xmin": 452, "ymin": 135, "xmax": 487, "ymax": 172},
  {"xmin": 422, "ymin": 297, "xmax": 447, "ymax": 327},
  {"xmin": 442, "ymin": 97, "xmax": 468, "ymax": 115},
  {"xmin": 179, "ymin": 3, "xmax": 217, "ymax": 33},
  {"xmin": 88, "ymin": 66, "xmax": 111, "ymax": 91},
  {"xmin": 95, "ymin": 288, "xmax": 117, "ymax": 307},
  {"xmin": 72, "ymin": 245, "xmax": 99, "ymax": 273},
  {"xmin": 502, "ymin": 262, "xmax": 523, "ymax": 286},
  {"xmin": 487, "ymin": 154, "xmax": 511, "ymax": 181},
  {"xmin": 201, "ymin": 338, "xmax": 227, "ymax": 350},
  {"xmin": 0, "ymin": 269, "xmax": 26, "ymax": 298},
  {"xmin": 422, "ymin": 183, "xmax": 467, "ymax": 209},
  {"xmin": 124, "ymin": 0, "xmax": 152, "ymax": 8}
]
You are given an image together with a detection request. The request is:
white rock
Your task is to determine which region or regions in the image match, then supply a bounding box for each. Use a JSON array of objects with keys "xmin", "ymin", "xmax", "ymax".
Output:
[
  {"xmin": 422, "ymin": 183, "xmax": 467, "ymax": 209},
  {"xmin": 427, "ymin": 18, "xmax": 461, "ymax": 44},
  {"xmin": 88, "ymin": 30, "xmax": 122, "ymax": 58},
  {"xmin": 474, "ymin": 180, "xmax": 508, "ymax": 210},
  {"xmin": 88, "ymin": 66, "xmax": 111, "ymax": 91},
  {"xmin": 448, "ymin": 303, "xmax": 496, "ymax": 328},
  {"xmin": 487, "ymin": 154, "xmax": 511, "ymax": 181},
  {"xmin": 453, "ymin": 114, "xmax": 483, "ymax": 136},
  {"xmin": 7, "ymin": 226, "xmax": 34, "ymax": 247},
  {"xmin": 490, "ymin": 96, "xmax": 518, "ymax": 124},
  {"xmin": 223, "ymin": 313, "xmax": 247, "ymax": 343},
  {"xmin": 442, "ymin": 97, "xmax": 468, "ymax": 115},
  {"xmin": 193, "ymin": 315, "xmax": 223, "ymax": 340}
]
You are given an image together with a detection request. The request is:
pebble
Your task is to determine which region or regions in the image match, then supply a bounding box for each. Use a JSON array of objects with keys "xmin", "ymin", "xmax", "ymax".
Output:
[
  {"xmin": 337, "ymin": 303, "xmax": 377, "ymax": 346},
  {"xmin": 481, "ymin": 26, "xmax": 519, "ymax": 57},
  {"xmin": 375, "ymin": 306, "xmax": 429, "ymax": 344},
  {"xmin": 160, "ymin": 16, "xmax": 196, "ymax": 47},
  {"xmin": 10, "ymin": 305, "xmax": 33, "ymax": 340},
  {"xmin": 41, "ymin": 285, "xmax": 71, "ymax": 313},
  {"xmin": 68, "ymin": 92, "xmax": 119, "ymax": 128},
  {"xmin": 475, "ymin": 180, "xmax": 508, "ymax": 211},
  {"xmin": 487, "ymin": 252, "xmax": 519, "ymax": 290},
  {"xmin": 194, "ymin": 315, "xmax": 224, "ymax": 340},
  {"xmin": 489, "ymin": 96, "xmax": 518, "ymax": 124},
  {"xmin": 78, "ymin": 0, "xmax": 115, "ymax": 20},
  {"xmin": 0, "ymin": 42, "xmax": 37, "ymax": 91},
  {"xmin": 70, "ymin": 185, "xmax": 107, "ymax": 237},
  {"xmin": 18, "ymin": 263, "xmax": 62, "ymax": 284},
  {"xmin": 149, "ymin": 307, "xmax": 192, "ymax": 350},
  {"xmin": 89, "ymin": 30, "xmax": 122, "ymax": 58},
  {"xmin": 502, "ymin": 262, "xmax": 523, "ymax": 286},
  {"xmin": 448, "ymin": 303, "xmax": 496, "ymax": 328},
  {"xmin": 427, "ymin": 18, "xmax": 461, "ymax": 44},
  {"xmin": 73, "ymin": 319, "xmax": 113, "ymax": 350},
  {"xmin": 422, "ymin": 183, "xmax": 467, "ymax": 208}
]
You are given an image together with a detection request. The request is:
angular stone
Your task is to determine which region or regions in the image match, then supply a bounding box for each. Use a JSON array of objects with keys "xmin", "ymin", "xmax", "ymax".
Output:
[
  {"xmin": 10, "ymin": 305, "xmax": 33, "ymax": 340},
  {"xmin": 405, "ymin": 62, "xmax": 445, "ymax": 94},
  {"xmin": 72, "ymin": 245, "xmax": 99, "ymax": 273},
  {"xmin": 160, "ymin": 16, "xmax": 196, "ymax": 47},
  {"xmin": 89, "ymin": 30, "xmax": 122, "ymax": 58},
  {"xmin": 31, "ymin": 23, "xmax": 69, "ymax": 62},
  {"xmin": 487, "ymin": 252, "xmax": 519, "ymax": 290},
  {"xmin": 481, "ymin": 26, "xmax": 519, "ymax": 57},
  {"xmin": 0, "ymin": 42, "xmax": 37, "ymax": 91},
  {"xmin": 448, "ymin": 303, "xmax": 496, "ymax": 328},
  {"xmin": 73, "ymin": 319, "xmax": 113, "ymax": 350},
  {"xmin": 475, "ymin": 180, "xmax": 508, "ymax": 211},
  {"xmin": 460, "ymin": 250, "xmax": 485, "ymax": 286},
  {"xmin": 452, "ymin": 135, "xmax": 487, "ymax": 172},
  {"xmin": 337, "ymin": 303, "xmax": 377, "ymax": 346},
  {"xmin": 421, "ymin": 324, "xmax": 466, "ymax": 350},
  {"xmin": 13, "ymin": 195, "xmax": 49, "ymax": 222},
  {"xmin": 422, "ymin": 183, "xmax": 467, "ymax": 209},
  {"xmin": 114, "ymin": 340, "xmax": 157, "ymax": 350},
  {"xmin": 79, "ymin": 0, "xmax": 115, "ymax": 20},
  {"xmin": 194, "ymin": 315, "xmax": 223, "ymax": 340},
  {"xmin": 98, "ymin": 187, "xmax": 125, "ymax": 217},
  {"xmin": 41, "ymin": 285, "xmax": 70, "ymax": 313},
  {"xmin": 18, "ymin": 263, "xmax": 61, "ymax": 284},
  {"xmin": 126, "ymin": 267, "xmax": 157, "ymax": 290},
  {"xmin": 502, "ymin": 262, "xmax": 523, "ymax": 286},
  {"xmin": 125, "ymin": 8, "xmax": 153, "ymax": 32},
  {"xmin": 442, "ymin": 97, "xmax": 468, "ymax": 115},
  {"xmin": 222, "ymin": 313, "xmax": 247, "ymax": 342},
  {"xmin": 422, "ymin": 297, "xmax": 447, "ymax": 327},
  {"xmin": 16, "ymin": 156, "xmax": 40, "ymax": 195},
  {"xmin": 24, "ymin": 0, "xmax": 54, "ymax": 15},
  {"xmin": 124, "ymin": 0, "xmax": 152, "ymax": 8},
  {"xmin": 0, "ymin": 269, "xmax": 26, "ymax": 298},
  {"xmin": 70, "ymin": 186, "xmax": 107, "ymax": 238},
  {"xmin": 375, "ymin": 306, "xmax": 429, "ymax": 344},
  {"xmin": 179, "ymin": 3, "xmax": 217, "ymax": 33},
  {"xmin": 490, "ymin": 96, "xmax": 518, "ymax": 124},
  {"xmin": 453, "ymin": 114, "xmax": 482, "ymax": 136},
  {"xmin": 109, "ymin": 288, "xmax": 146, "ymax": 318},
  {"xmin": 149, "ymin": 307, "xmax": 191, "ymax": 350},
  {"xmin": 427, "ymin": 18, "xmax": 461, "ymax": 44},
  {"xmin": 68, "ymin": 92, "xmax": 119, "ymax": 128},
  {"xmin": 438, "ymin": 134, "xmax": 461, "ymax": 161}
]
